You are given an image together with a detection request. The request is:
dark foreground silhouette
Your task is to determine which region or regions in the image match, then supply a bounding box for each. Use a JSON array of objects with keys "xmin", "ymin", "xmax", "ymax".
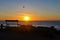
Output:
[{"xmin": 0, "ymin": 25, "xmax": 60, "ymax": 40}]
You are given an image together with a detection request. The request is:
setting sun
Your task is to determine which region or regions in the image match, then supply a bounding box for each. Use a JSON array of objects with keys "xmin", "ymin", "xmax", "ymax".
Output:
[{"xmin": 23, "ymin": 16, "xmax": 30, "ymax": 21}]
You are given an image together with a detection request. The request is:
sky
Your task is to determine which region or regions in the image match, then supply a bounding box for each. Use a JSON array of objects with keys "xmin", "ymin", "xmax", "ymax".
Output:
[{"xmin": 0, "ymin": 0, "xmax": 60, "ymax": 21}]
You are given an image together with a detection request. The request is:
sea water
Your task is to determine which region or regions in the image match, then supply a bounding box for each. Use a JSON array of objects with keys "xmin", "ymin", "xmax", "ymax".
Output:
[
  {"xmin": 20, "ymin": 21, "xmax": 60, "ymax": 30},
  {"xmin": 0, "ymin": 20, "xmax": 60, "ymax": 30}
]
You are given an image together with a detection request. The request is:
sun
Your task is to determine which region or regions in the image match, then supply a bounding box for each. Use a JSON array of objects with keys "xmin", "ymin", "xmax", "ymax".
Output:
[{"xmin": 23, "ymin": 16, "xmax": 30, "ymax": 21}]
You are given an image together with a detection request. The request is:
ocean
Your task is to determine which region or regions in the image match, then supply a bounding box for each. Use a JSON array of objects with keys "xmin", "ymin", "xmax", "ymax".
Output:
[
  {"xmin": 20, "ymin": 21, "xmax": 60, "ymax": 30},
  {"xmin": 0, "ymin": 20, "xmax": 60, "ymax": 30},
  {"xmin": 20, "ymin": 21, "xmax": 60, "ymax": 26}
]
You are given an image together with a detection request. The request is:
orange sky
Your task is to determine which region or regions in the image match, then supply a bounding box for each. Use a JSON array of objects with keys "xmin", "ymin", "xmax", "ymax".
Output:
[{"xmin": 0, "ymin": 0, "xmax": 60, "ymax": 21}]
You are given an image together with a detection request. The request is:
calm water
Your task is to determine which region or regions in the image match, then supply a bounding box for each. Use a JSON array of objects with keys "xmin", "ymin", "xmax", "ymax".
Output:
[
  {"xmin": 0, "ymin": 20, "xmax": 60, "ymax": 30},
  {"xmin": 20, "ymin": 21, "xmax": 60, "ymax": 26},
  {"xmin": 20, "ymin": 21, "xmax": 60, "ymax": 30}
]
